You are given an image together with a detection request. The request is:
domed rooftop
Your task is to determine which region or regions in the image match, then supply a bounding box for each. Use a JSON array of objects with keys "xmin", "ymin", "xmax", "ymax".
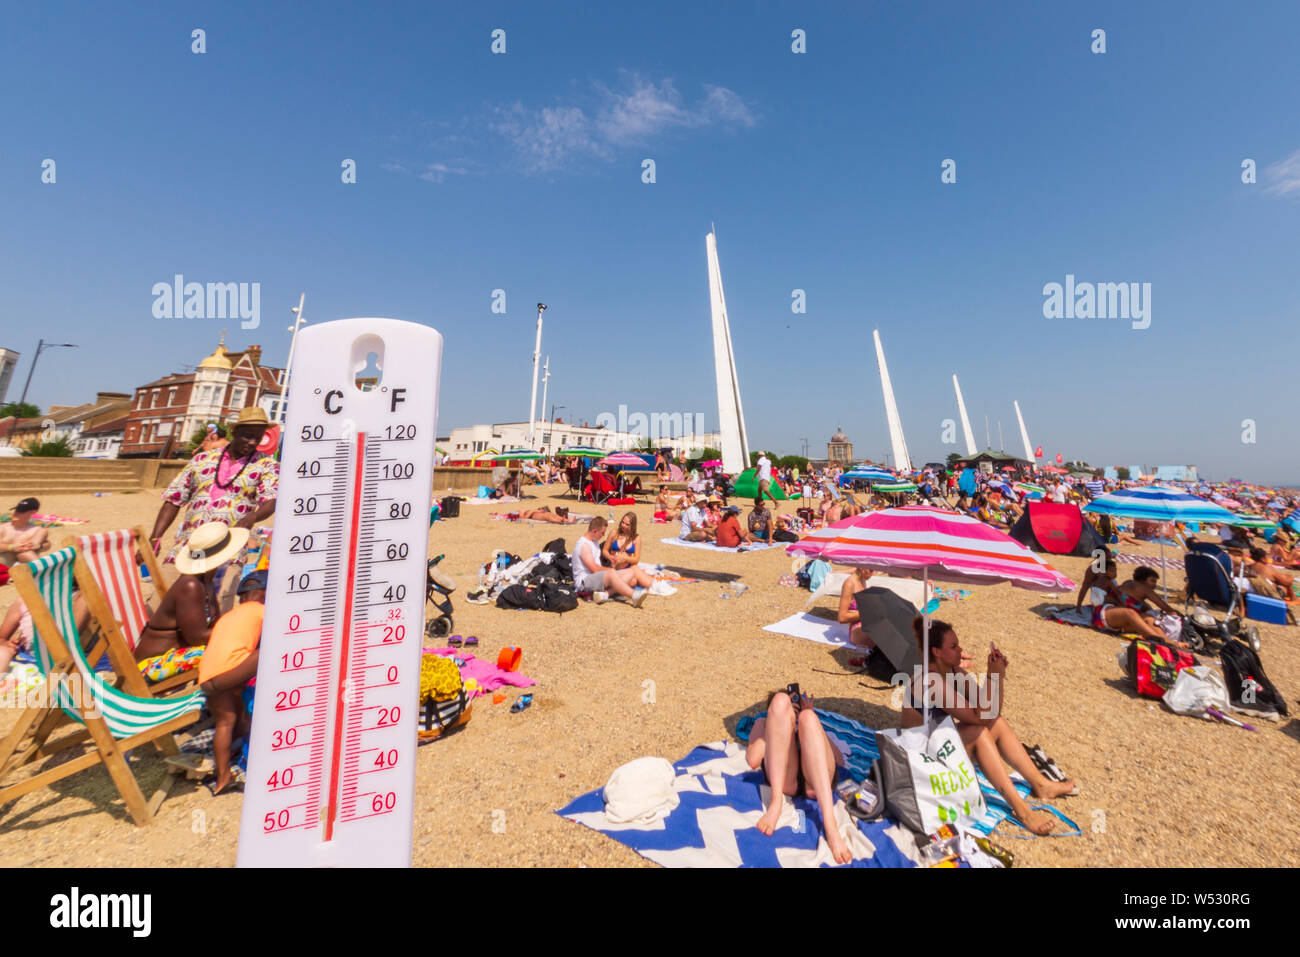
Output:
[
  {"xmin": 198, "ymin": 337, "xmax": 232, "ymax": 370},
  {"xmin": 830, "ymin": 427, "xmax": 850, "ymax": 443}
]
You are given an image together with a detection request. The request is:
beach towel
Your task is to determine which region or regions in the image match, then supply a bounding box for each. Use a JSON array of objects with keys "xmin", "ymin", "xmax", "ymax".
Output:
[
  {"xmin": 1114, "ymin": 552, "xmax": 1184, "ymax": 570},
  {"xmin": 1, "ymin": 513, "xmax": 91, "ymax": 527},
  {"xmin": 558, "ymin": 739, "xmax": 920, "ymax": 868},
  {"xmin": 462, "ymin": 495, "xmax": 521, "ymax": 506},
  {"xmin": 490, "ymin": 512, "xmax": 594, "ymax": 524},
  {"xmin": 658, "ymin": 537, "xmax": 780, "ymax": 554},
  {"xmin": 762, "ymin": 612, "xmax": 853, "ymax": 647},
  {"xmin": 1043, "ymin": 605, "xmax": 1104, "ymax": 629},
  {"xmin": 427, "ymin": 648, "xmax": 535, "ymax": 698}
]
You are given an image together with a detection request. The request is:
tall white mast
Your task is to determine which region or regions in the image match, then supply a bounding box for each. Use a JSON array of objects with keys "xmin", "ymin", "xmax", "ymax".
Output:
[
  {"xmin": 277, "ymin": 293, "xmax": 307, "ymax": 424},
  {"xmin": 1014, "ymin": 400, "xmax": 1034, "ymax": 463},
  {"xmin": 952, "ymin": 374, "xmax": 977, "ymax": 457},
  {"xmin": 874, "ymin": 329, "xmax": 911, "ymax": 472},
  {"xmin": 527, "ymin": 303, "xmax": 546, "ymax": 447},
  {"xmin": 538, "ymin": 356, "xmax": 550, "ymax": 452},
  {"xmin": 707, "ymin": 230, "xmax": 750, "ymax": 474}
]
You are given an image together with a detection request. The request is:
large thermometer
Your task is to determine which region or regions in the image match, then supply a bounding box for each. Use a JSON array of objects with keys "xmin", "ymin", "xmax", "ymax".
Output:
[{"xmin": 238, "ymin": 317, "xmax": 441, "ymax": 867}]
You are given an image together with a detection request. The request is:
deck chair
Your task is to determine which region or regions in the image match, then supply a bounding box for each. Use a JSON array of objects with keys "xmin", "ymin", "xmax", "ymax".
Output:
[
  {"xmin": 0, "ymin": 547, "xmax": 203, "ymax": 825},
  {"xmin": 584, "ymin": 470, "xmax": 618, "ymax": 504},
  {"xmin": 61, "ymin": 527, "xmax": 200, "ymax": 695}
]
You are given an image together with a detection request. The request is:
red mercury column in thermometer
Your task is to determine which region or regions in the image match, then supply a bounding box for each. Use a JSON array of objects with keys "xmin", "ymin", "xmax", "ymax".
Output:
[{"xmin": 325, "ymin": 432, "xmax": 366, "ymax": 841}]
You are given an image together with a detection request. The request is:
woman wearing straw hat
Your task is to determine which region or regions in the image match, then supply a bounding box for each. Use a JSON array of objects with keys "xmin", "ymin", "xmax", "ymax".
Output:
[
  {"xmin": 134, "ymin": 521, "xmax": 249, "ymax": 661},
  {"xmin": 149, "ymin": 407, "xmax": 278, "ymax": 569}
]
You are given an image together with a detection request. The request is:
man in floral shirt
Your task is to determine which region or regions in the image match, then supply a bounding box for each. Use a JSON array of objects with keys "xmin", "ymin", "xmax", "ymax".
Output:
[{"xmin": 150, "ymin": 407, "xmax": 279, "ymax": 568}]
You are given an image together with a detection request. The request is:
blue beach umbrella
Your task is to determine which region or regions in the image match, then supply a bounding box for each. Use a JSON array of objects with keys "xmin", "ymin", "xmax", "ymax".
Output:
[{"xmin": 1085, "ymin": 485, "xmax": 1235, "ymax": 598}]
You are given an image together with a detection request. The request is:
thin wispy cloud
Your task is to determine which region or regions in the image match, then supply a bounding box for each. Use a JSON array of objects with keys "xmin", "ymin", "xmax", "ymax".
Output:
[
  {"xmin": 494, "ymin": 74, "xmax": 758, "ymax": 173},
  {"xmin": 1263, "ymin": 149, "xmax": 1300, "ymax": 197}
]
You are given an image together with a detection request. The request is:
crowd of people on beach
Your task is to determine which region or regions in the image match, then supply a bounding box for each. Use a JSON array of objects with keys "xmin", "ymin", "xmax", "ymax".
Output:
[{"xmin": 2, "ymin": 429, "xmax": 1297, "ymax": 860}]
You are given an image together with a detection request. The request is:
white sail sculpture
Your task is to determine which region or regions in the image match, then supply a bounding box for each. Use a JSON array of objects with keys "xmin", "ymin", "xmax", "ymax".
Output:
[
  {"xmin": 706, "ymin": 230, "xmax": 751, "ymax": 475},
  {"xmin": 952, "ymin": 374, "xmax": 977, "ymax": 457},
  {"xmin": 1014, "ymin": 400, "xmax": 1035, "ymax": 463},
  {"xmin": 874, "ymin": 329, "xmax": 912, "ymax": 472}
]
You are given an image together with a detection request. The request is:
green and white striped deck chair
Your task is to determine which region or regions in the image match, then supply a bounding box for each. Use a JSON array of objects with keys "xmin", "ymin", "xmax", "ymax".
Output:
[{"xmin": 0, "ymin": 547, "xmax": 203, "ymax": 825}]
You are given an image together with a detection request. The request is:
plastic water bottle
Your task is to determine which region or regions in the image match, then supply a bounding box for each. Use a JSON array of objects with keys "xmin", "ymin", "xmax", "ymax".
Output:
[{"xmin": 792, "ymin": 808, "xmax": 806, "ymax": 834}]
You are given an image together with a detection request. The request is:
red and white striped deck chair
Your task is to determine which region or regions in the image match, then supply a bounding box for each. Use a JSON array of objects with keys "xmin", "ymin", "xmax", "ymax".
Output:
[{"xmin": 66, "ymin": 526, "xmax": 201, "ymax": 695}]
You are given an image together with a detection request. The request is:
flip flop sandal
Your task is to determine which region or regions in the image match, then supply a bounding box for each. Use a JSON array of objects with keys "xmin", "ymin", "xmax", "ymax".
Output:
[
  {"xmin": 448, "ymin": 635, "xmax": 464, "ymax": 647},
  {"xmin": 463, "ymin": 636, "xmax": 479, "ymax": 647},
  {"xmin": 510, "ymin": 693, "xmax": 533, "ymax": 713},
  {"xmin": 201, "ymin": 775, "xmax": 244, "ymax": 797}
]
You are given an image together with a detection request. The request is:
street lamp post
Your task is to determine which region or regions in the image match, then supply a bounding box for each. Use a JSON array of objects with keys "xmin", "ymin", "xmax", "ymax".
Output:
[{"xmin": 18, "ymin": 339, "xmax": 78, "ymax": 406}]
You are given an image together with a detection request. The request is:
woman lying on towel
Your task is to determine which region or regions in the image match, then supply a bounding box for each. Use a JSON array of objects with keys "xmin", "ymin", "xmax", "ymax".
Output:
[
  {"xmin": 746, "ymin": 687, "xmax": 854, "ymax": 864},
  {"xmin": 1074, "ymin": 559, "xmax": 1182, "ymax": 644},
  {"xmin": 516, "ymin": 506, "xmax": 576, "ymax": 524},
  {"xmin": 901, "ymin": 618, "xmax": 1076, "ymax": 836}
]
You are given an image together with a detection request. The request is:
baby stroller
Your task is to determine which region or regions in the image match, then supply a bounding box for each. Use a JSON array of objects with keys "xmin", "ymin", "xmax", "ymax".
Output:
[
  {"xmin": 1181, "ymin": 548, "xmax": 1260, "ymax": 653},
  {"xmin": 425, "ymin": 554, "xmax": 456, "ymax": 640}
]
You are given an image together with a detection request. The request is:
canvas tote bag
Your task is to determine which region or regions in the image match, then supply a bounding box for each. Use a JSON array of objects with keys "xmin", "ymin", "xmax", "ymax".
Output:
[{"xmin": 876, "ymin": 717, "xmax": 987, "ymax": 835}]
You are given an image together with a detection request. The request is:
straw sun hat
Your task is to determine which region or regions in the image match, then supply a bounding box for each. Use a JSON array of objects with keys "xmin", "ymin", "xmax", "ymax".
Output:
[{"xmin": 174, "ymin": 521, "xmax": 250, "ymax": 574}]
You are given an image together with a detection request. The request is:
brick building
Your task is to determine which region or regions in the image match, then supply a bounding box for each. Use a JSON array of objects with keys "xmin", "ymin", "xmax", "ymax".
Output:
[{"xmin": 120, "ymin": 338, "xmax": 283, "ymax": 458}]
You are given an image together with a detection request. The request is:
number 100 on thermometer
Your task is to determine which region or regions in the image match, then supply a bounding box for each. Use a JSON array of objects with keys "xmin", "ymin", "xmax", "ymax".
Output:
[{"xmin": 238, "ymin": 318, "xmax": 442, "ymax": 867}]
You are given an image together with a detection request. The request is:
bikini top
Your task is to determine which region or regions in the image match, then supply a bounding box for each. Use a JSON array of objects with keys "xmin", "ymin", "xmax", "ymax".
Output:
[{"xmin": 610, "ymin": 537, "xmax": 636, "ymax": 555}]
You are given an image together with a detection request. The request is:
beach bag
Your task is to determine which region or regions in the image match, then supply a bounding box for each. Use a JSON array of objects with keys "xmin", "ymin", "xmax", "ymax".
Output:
[
  {"xmin": 418, "ymin": 654, "xmax": 471, "ymax": 740},
  {"xmin": 1219, "ymin": 639, "xmax": 1288, "ymax": 717},
  {"xmin": 496, "ymin": 584, "xmax": 543, "ymax": 610},
  {"xmin": 875, "ymin": 718, "xmax": 987, "ymax": 835},
  {"xmin": 1126, "ymin": 638, "xmax": 1194, "ymax": 699},
  {"xmin": 536, "ymin": 581, "xmax": 578, "ymax": 613},
  {"xmin": 1163, "ymin": 666, "xmax": 1230, "ymax": 717},
  {"xmin": 0, "ymin": 563, "xmax": 8, "ymax": 586}
]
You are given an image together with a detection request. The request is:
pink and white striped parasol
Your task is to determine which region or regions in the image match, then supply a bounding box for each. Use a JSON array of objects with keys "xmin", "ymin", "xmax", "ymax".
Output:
[
  {"xmin": 786, "ymin": 505, "xmax": 1073, "ymax": 591},
  {"xmin": 597, "ymin": 452, "xmax": 650, "ymax": 468},
  {"xmin": 787, "ymin": 505, "xmax": 1074, "ymax": 722}
]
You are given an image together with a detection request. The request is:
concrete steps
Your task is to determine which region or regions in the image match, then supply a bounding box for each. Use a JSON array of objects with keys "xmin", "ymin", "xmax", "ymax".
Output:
[{"xmin": 0, "ymin": 459, "xmax": 155, "ymax": 497}]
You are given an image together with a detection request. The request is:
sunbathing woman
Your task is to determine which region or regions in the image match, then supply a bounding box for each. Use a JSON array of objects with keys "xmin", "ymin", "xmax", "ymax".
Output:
[
  {"xmin": 516, "ymin": 506, "xmax": 575, "ymax": 524},
  {"xmin": 746, "ymin": 687, "xmax": 854, "ymax": 864},
  {"xmin": 1074, "ymin": 559, "xmax": 1177, "ymax": 642},
  {"xmin": 837, "ymin": 566, "xmax": 877, "ymax": 650},
  {"xmin": 602, "ymin": 512, "xmax": 641, "ymax": 570},
  {"xmin": 901, "ymin": 618, "xmax": 1076, "ymax": 836}
]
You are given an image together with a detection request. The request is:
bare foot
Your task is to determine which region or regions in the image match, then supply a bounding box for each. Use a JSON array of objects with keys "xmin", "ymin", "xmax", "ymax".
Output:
[
  {"xmin": 825, "ymin": 828, "xmax": 853, "ymax": 864},
  {"xmin": 1018, "ymin": 806, "xmax": 1057, "ymax": 835},
  {"xmin": 1031, "ymin": 777, "xmax": 1077, "ymax": 800},
  {"xmin": 756, "ymin": 800, "xmax": 784, "ymax": 836}
]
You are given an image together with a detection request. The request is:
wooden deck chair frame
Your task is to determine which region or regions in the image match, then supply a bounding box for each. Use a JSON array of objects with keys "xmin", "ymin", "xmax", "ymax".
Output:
[
  {"xmin": 0, "ymin": 550, "xmax": 201, "ymax": 825},
  {"xmin": 61, "ymin": 526, "xmax": 197, "ymax": 696}
]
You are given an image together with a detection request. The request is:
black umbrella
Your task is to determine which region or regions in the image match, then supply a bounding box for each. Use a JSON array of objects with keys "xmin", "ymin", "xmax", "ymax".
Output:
[{"xmin": 855, "ymin": 587, "xmax": 922, "ymax": 680}]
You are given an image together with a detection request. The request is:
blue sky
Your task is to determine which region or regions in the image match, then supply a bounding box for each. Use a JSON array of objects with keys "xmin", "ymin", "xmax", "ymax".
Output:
[{"xmin": 2, "ymin": 1, "xmax": 1297, "ymax": 482}]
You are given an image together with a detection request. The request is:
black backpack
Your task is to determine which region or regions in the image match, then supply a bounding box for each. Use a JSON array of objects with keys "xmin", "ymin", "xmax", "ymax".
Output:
[
  {"xmin": 536, "ymin": 581, "xmax": 578, "ymax": 614},
  {"xmin": 1219, "ymin": 639, "xmax": 1288, "ymax": 717},
  {"xmin": 495, "ymin": 584, "xmax": 543, "ymax": 610}
]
